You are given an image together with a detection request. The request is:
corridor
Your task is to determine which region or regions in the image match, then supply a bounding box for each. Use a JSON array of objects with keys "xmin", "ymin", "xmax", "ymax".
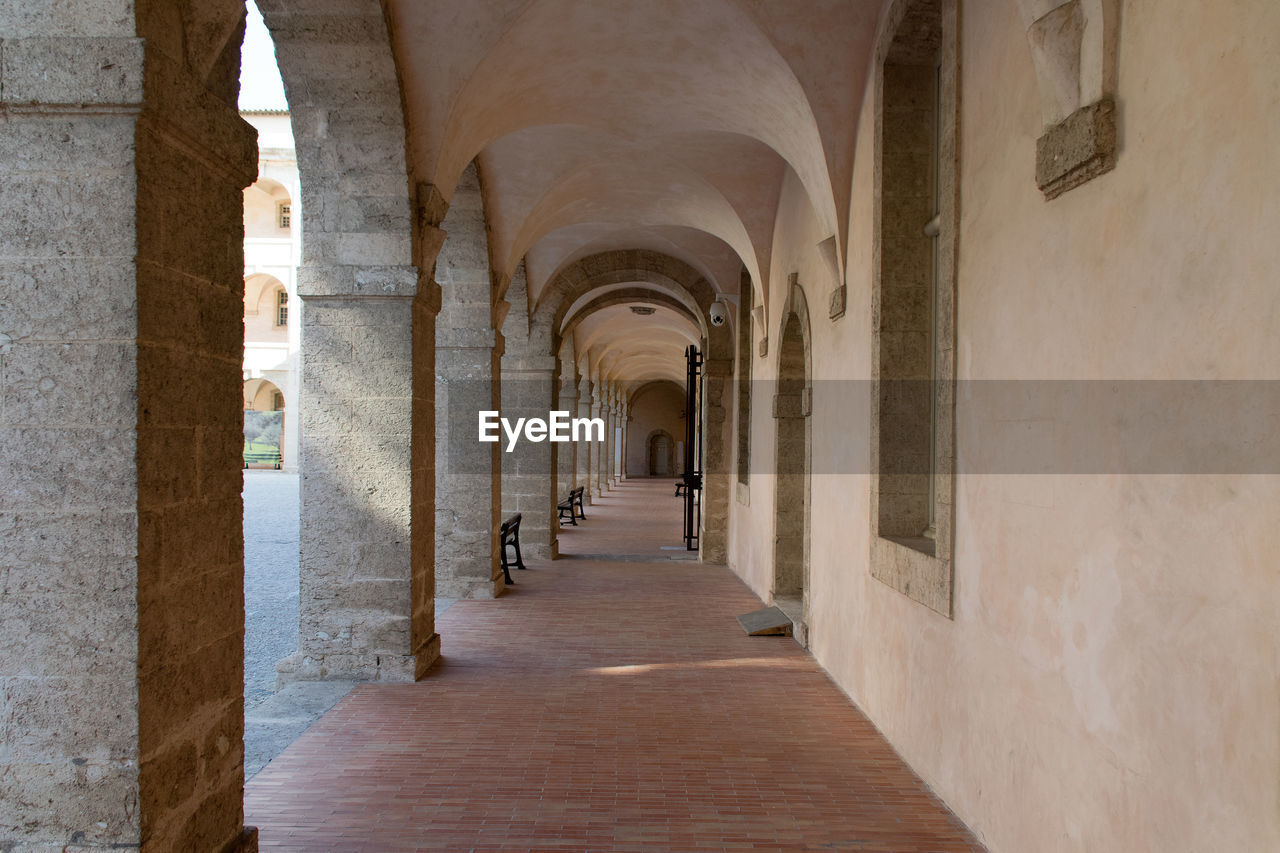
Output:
[{"xmin": 244, "ymin": 479, "xmax": 982, "ymax": 852}]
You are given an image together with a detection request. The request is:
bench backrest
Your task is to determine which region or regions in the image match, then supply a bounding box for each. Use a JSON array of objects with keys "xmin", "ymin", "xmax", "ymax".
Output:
[{"xmin": 500, "ymin": 513, "xmax": 522, "ymax": 538}]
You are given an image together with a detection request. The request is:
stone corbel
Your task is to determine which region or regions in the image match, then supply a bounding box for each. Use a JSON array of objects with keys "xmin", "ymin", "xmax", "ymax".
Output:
[
  {"xmin": 1019, "ymin": 0, "xmax": 1121, "ymax": 199},
  {"xmin": 817, "ymin": 236, "xmax": 846, "ymax": 321},
  {"xmin": 415, "ymin": 181, "xmax": 449, "ymax": 269}
]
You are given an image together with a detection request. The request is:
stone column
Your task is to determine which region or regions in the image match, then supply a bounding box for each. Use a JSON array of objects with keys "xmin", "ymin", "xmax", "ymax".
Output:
[
  {"xmin": 614, "ymin": 399, "xmax": 624, "ymax": 479},
  {"xmin": 499, "ymin": 264, "xmax": 557, "ymax": 558},
  {"xmin": 434, "ymin": 163, "xmax": 503, "ymax": 598},
  {"xmin": 498, "ymin": 356, "xmax": 556, "ymax": 558},
  {"xmin": 700, "ymin": 354, "xmax": 733, "ymax": 563},
  {"xmin": 556, "ymin": 358, "xmax": 579, "ymax": 496},
  {"xmin": 590, "ymin": 380, "xmax": 606, "ymax": 498},
  {"xmin": 271, "ymin": 0, "xmax": 437, "ymax": 691},
  {"xmin": 611, "ymin": 394, "xmax": 627, "ymax": 481},
  {"xmin": 0, "ymin": 9, "xmax": 258, "ymax": 850},
  {"xmin": 576, "ymin": 376, "xmax": 595, "ymax": 505},
  {"xmin": 280, "ymin": 268, "xmax": 438, "ymax": 685},
  {"xmin": 602, "ymin": 392, "xmax": 614, "ymax": 491}
]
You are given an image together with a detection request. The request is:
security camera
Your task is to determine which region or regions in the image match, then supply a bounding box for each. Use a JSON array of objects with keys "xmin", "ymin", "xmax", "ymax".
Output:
[{"xmin": 708, "ymin": 301, "xmax": 728, "ymax": 327}]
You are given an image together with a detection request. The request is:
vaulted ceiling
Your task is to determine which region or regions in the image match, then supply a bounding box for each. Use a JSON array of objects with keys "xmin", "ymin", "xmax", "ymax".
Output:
[{"xmin": 382, "ymin": 0, "xmax": 880, "ymax": 385}]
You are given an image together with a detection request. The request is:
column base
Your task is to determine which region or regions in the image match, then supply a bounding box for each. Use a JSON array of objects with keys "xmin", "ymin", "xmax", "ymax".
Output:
[
  {"xmin": 220, "ymin": 827, "xmax": 259, "ymax": 853},
  {"xmin": 275, "ymin": 647, "xmax": 423, "ymax": 688},
  {"xmin": 415, "ymin": 633, "xmax": 442, "ymax": 679},
  {"xmin": 522, "ymin": 542, "xmax": 555, "ymax": 561},
  {"xmin": 436, "ymin": 574, "xmax": 506, "ymax": 600}
]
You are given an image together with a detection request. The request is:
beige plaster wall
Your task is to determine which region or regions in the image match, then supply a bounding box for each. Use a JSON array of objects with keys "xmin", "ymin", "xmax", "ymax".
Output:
[
  {"xmin": 245, "ymin": 277, "xmax": 288, "ymax": 343},
  {"xmin": 626, "ymin": 382, "xmax": 686, "ymax": 477},
  {"xmin": 243, "ymin": 181, "xmax": 290, "ymax": 240},
  {"xmin": 728, "ymin": 2, "xmax": 1280, "ymax": 851}
]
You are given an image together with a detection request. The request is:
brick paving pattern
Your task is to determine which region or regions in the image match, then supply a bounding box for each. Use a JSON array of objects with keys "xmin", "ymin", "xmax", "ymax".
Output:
[{"xmin": 245, "ymin": 478, "xmax": 983, "ymax": 852}]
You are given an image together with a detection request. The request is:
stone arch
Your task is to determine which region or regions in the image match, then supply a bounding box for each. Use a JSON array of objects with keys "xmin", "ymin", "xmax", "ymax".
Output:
[
  {"xmin": 243, "ymin": 377, "xmax": 284, "ymax": 412},
  {"xmin": 559, "ymin": 289, "xmax": 701, "ymax": 345},
  {"xmin": 532, "ymin": 250, "xmax": 722, "ymax": 355},
  {"xmin": 771, "ymin": 276, "xmax": 813, "ymax": 644},
  {"xmin": 244, "ymin": 175, "xmax": 293, "ymax": 238},
  {"xmin": 256, "ymin": 1, "xmax": 417, "ymax": 273},
  {"xmin": 531, "ymin": 250, "xmax": 733, "ymax": 559},
  {"xmin": 244, "ymin": 272, "xmax": 287, "ymax": 318}
]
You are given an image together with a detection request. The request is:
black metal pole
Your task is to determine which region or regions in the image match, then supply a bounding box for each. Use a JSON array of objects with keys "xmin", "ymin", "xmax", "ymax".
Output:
[{"xmin": 683, "ymin": 344, "xmax": 703, "ymax": 551}]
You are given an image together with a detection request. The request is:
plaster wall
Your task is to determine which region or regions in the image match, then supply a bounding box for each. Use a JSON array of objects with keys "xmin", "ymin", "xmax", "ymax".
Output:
[
  {"xmin": 728, "ymin": 2, "xmax": 1280, "ymax": 851},
  {"xmin": 626, "ymin": 382, "xmax": 686, "ymax": 477}
]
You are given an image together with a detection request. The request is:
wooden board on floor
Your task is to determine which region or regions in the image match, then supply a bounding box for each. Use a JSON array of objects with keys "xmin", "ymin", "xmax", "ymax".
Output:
[{"xmin": 737, "ymin": 606, "xmax": 793, "ymax": 637}]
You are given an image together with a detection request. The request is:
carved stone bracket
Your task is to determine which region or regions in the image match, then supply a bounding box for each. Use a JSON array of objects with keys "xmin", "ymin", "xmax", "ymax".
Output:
[{"xmin": 1036, "ymin": 97, "xmax": 1117, "ymax": 199}]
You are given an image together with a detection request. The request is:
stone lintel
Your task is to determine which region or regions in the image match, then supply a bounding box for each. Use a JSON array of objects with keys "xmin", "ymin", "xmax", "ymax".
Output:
[
  {"xmin": 1036, "ymin": 98, "xmax": 1117, "ymax": 200},
  {"xmin": 297, "ymin": 264, "xmax": 419, "ymax": 299}
]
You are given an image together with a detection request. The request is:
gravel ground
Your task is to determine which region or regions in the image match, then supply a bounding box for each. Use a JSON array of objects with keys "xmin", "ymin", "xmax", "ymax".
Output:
[{"xmin": 243, "ymin": 470, "xmax": 301, "ymax": 708}]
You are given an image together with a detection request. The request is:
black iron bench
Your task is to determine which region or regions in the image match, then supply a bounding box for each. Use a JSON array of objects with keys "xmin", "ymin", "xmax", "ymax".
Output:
[
  {"xmin": 498, "ymin": 513, "xmax": 527, "ymax": 584},
  {"xmin": 674, "ymin": 481, "xmax": 686, "ymax": 497},
  {"xmin": 557, "ymin": 486, "xmax": 586, "ymax": 526}
]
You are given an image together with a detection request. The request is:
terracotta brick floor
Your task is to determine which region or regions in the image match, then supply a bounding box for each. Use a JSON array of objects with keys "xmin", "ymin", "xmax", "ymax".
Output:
[{"xmin": 245, "ymin": 478, "xmax": 983, "ymax": 852}]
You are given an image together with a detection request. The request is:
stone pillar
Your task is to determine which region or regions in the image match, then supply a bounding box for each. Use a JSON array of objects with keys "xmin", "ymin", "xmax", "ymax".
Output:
[
  {"xmin": 500, "ymin": 265, "xmax": 557, "ymax": 558},
  {"xmin": 280, "ymin": 270, "xmax": 437, "ymax": 685},
  {"xmin": 614, "ymin": 399, "xmax": 624, "ymax": 479},
  {"xmin": 553, "ymin": 356, "xmax": 579, "ymax": 550},
  {"xmin": 590, "ymin": 380, "xmax": 606, "ymax": 498},
  {"xmin": 435, "ymin": 163, "xmax": 503, "ymax": 598},
  {"xmin": 576, "ymin": 376, "xmax": 595, "ymax": 504},
  {"xmin": 0, "ymin": 7, "xmax": 259, "ymax": 850},
  {"xmin": 556, "ymin": 357, "xmax": 579, "ymax": 502},
  {"xmin": 601, "ymin": 393, "xmax": 614, "ymax": 491},
  {"xmin": 611, "ymin": 394, "xmax": 627, "ymax": 481},
  {"xmin": 700, "ymin": 355, "xmax": 733, "ymax": 563},
  {"xmin": 270, "ymin": 0, "xmax": 437, "ymax": 692}
]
